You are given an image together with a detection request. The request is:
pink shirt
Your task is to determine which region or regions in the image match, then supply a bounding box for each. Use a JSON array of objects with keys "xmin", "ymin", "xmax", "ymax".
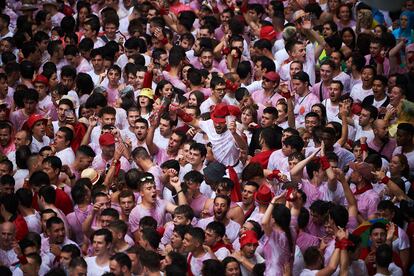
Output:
[
  {"xmin": 300, "ymin": 179, "xmax": 344, "ymax": 208},
  {"xmin": 296, "ymin": 230, "xmax": 320, "ymax": 254},
  {"xmin": 367, "ymin": 138, "xmax": 397, "ymax": 161},
  {"xmin": 162, "ymin": 71, "xmax": 187, "ymax": 93},
  {"xmin": 66, "ymin": 205, "xmax": 93, "ymax": 245},
  {"xmin": 251, "ymin": 89, "xmax": 283, "ymax": 107},
  {"xmin": 263, "ymin": 229, "xmax": 294, "ymax": 276},
  {"xmin": 311, "ymin": 81, "xmax": 330, "ymax": 102},
  {"xmin": 190, "ymin": 194, "xmax": 208, "ymax": 218},
  {"xmin": 10, "ymin": 110, "xmax": 30, "ymax": 131},
  {"xmin": 294, "ymin": 92, "xmax": 320, "ymax": 128},
  {"xmin": 128, "ymin": 199, "xmax": 168, "ymax": 233},
  {"xmin": 351, "ymin": 185, "xmax": 380, "ymax": 220},
  {"xmin": 169, "ymin": 2, "xmax": 191, "ymax": 15}
]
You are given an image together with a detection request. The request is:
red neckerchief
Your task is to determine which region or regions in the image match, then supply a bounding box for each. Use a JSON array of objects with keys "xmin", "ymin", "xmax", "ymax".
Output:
[
  {"xmin": 187, "ymin": 253, "xmax": 194, "ymax": 276},
  {"xmin": 211, "ymin": 241, "xmax": 234, "ymax": 253},
  {"xmin": 353, "ymin": 183, "xmax": 373, "ymax": 195},
  {"xmin": 227, "ymin": 166, "xmax": 242, "ymax": 202},
  {"xmin": 244, "ymin": 204, "xmax": 256, "ymax": 223}
]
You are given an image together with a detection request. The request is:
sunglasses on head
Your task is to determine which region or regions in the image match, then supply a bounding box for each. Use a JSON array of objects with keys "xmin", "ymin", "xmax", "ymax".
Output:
[{"xmin": 140, "ymin": 175, "xmax": 154, "ymax": 182}]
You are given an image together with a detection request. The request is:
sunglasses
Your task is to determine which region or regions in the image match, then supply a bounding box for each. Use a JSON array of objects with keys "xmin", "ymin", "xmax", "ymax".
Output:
[{"xmin": 140, "ymin": 175, "xmax": 154, "ymax": 182}]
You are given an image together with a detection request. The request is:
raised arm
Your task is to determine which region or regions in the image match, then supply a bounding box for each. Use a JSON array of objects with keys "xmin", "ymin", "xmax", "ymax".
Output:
[
  {"xmin": 262, "ymin": 192, "xmax": 286, "ymax": 236},
  {"xmin": 228, "ymin": 120, "xmax": 247, "ymax": 150},
  {"xmin": 81, "ymin": 115, "xmax": 98, "ymax": 146},
  {"xmin": 289, "ymin": 148, "xmax": 321, "ymax": 182},
  {"xmin": 336, "ymin": 106, "xmax": 349, "ymax": 147},
  {"xmin": 333, "ymin": 168, "xmax": 358, "ymax": 218},
  {"xmin": 146, "ymin": 113, "xmax": 160, "ymax": 156},
  {"xmin": 320, "ymin": 142, "xmax": 337, "ymax": 191}
]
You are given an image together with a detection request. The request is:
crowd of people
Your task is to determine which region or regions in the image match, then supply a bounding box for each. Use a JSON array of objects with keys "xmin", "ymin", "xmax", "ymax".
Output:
[{"xmin": 0, "ymin": 0, "xmax": 413, "ymax": 275}]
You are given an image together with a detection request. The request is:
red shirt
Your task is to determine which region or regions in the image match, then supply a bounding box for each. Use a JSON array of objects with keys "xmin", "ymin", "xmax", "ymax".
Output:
[
  {"xmin": 32, "ymin": 188, "xmax": 73, "ymax": 215},
  {"xmin": 11, "ymin": 214, "xmax": 28, "ymax": 241},
  {"xmin": 250, "ymin": 149, "xmax": 276, "ymax": 169}
]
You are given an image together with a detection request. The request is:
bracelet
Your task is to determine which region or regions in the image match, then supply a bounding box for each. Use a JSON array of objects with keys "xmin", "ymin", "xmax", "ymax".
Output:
[
  {"xmin": 360, "ymin": 143, "xmax": 368, "ymax": 152},
  {"xmin": 319, "ymin": 156, "xmax": 331, "ymax": 170},
  {"xmin": 177, "ymin": 190, "xmax": 183, "ymax": 194},
  {"xmin": 381, "ymin": 176, "xmax": 390, "ymax": 184}
]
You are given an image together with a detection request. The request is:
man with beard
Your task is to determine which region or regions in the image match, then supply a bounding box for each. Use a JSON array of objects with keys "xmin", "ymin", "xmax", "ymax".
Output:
[
  {"xmin": 129, "ymin": 173, "xmax": 187, "ymax": 241},
  {"xmin": 0, "ymin": 121, "xmax": 14, "ymax": 157},
  {"xmin": 40, "ymin": 217, "xmax": 78, "ymax": 265},
  {"xmin": 197, "ymin": 195, "xmax": 240, "ymax": 243},
  {"xmin": 199, "ymin": 48, "xmax": 219, "ymax": 73},
  {"xmin": 251, "ymin": 71, "xmax": 283, "ymax": 107},
  {"xmin": 200, "ymin": 76, "xmax": 227, "ymax": 114},
  {"xmin": 368, "ymin": 119, "xmax": 396, "ymax": 161}
]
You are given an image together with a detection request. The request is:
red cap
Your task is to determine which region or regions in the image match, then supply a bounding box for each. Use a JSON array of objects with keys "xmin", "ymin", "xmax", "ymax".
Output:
[
  {"xmin": 211, "ymin": 103, "xmax": 241, "ymax": 124},
  {"xmin": 33, "ymin": 74, "xmax": 49, "ymax": 86},
  {"xmin": 240, "ymin": 230, "xmax": 259, "ymax": 248},
  {"xmin": 260, "ymin": 26, "xmax": 277, "ymax": 41},
  {"xmin": 99, "ymin": 133, "xmax": 116, "ymax": 146},
  {"xmin": 254, "ymin": 185, "xmax": 274, "ymax": 205},
  {"xmin": 263, "ymin": 71, "xmax": 280, "ymax": 83},
  {"xmin": 24, "ymin": 114, "xmax": 47, "ymax": 130}
]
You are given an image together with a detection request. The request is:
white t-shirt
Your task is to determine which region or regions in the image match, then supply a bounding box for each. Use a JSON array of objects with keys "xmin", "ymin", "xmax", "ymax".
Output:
[
  {"xmin": 199, "ymin": 97, "xmax": 217, "ymax": 114},
  {"xmin": 24, "ymin": 211, "xmax": 42, "ymax": 234},
  {"xmin": 322, "ymin": 99, "xmax": 339, "ymax": 123},
  {"xmin": 198, "ymin": 120, "xmax": 241, "ymax": 167},
  {"xmin": 55, "ymin": 147, "xmax": 75, "ymax": 166},
  {"xmin": 30, "ymin": 136, "xmax": 50, "ymax": 153},
  {"xmin": 197, "ymin": 217, "xmax": 240, "ymax": 243},
  {"xmin": 350, "ymin": 83, "xmax": 373, "ymax": 102},
  {"xmin": 354, "ymin": 122, "xmax": 375, "ymax": 144},
  {"xmin": 85, "ymin": 256, "xmax": 110, "ymax": 276},
  {"xmin": 153, "ymin": 127, "xmax": 169, "ymax": 150}
]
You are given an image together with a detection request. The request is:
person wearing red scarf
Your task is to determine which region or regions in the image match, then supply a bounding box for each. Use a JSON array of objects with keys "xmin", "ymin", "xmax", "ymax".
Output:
[
  {"xmin": 205, "ymin": 221, "xmax": 233, "ymax": 261},
  {"xmin": 249, "ymin": 127, "xmax": 280, "ymax": 169},
  {"xmin": 184, "ymin": 227, "xmax": 214, "ymax": 276},
  {"xmin": 349, "ymin": 161, "xmax": 380, "ymax": 221}
]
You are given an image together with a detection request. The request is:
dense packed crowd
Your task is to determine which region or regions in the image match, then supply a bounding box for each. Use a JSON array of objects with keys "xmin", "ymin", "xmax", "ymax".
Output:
[{"xmin": 0, "ymin": 0, "xmax": 413, "ymax": 275}]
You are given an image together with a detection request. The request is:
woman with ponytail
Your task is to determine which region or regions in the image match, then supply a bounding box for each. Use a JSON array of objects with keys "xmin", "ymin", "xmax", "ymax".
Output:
[{"xmin": 261, "ymin": 193, "xmax": 295, "ymax": 276}]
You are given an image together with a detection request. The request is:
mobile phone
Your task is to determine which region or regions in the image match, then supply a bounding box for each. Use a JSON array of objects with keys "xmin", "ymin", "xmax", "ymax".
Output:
[{"xmin": 64, "ymin": 110, "xmax": 74, "ymax": 117}]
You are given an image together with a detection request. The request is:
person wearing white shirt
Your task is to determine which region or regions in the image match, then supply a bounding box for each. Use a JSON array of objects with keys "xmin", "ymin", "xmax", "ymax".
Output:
[
  {"xmin": 87, "ymin": 49, "xmax": 106, "ymax": 86},
  {"xmin": 352, "ymin": 105, "xmax": 377, "ymax": 144},
  {"xmin": 350, "ymin": 65, "xmax": 375, "ymax": 102},
  {"xmin": 85, "ymin": 229, "xmax": 112, "ymax": 276},
  {"xmin": 53, "ymin": 127, "xmax": 76, "ymax": 166}
]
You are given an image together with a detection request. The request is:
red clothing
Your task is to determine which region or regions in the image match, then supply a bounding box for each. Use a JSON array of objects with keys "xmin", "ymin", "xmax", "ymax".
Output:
[
  {"xmin": 32, "ymin": 188, "xmax": 73, "ymax": 215},
  {"xmin": 360, "ymin": 247, "xmax": 403, "ymax": 275},
  {"xmin": 407, "ymin": 222, "xmax": 414, "ymax": 265},
  {"xmin": 71, "ymin": 122, "xmax": 87, "ymax": 152},
  {"xmin": 11, "ymin": 214, "xmax": 29, "ymax": 241},
  {"xmin": 250, "ymin": 149, "xmax": 276, "ymax": 169}
]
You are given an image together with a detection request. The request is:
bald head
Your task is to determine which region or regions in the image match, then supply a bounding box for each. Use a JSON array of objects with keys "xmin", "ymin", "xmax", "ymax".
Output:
[
  {"xmin": 373, "ymin": 119, "xmax": 387, "ymax": 129},
  {"xmin": 0, "ymin": 222, "xmax": 16, "ymax": 250},
  {"xmin": 373, "ymin": 119, "xmax": 389, "ymax": 140}
]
